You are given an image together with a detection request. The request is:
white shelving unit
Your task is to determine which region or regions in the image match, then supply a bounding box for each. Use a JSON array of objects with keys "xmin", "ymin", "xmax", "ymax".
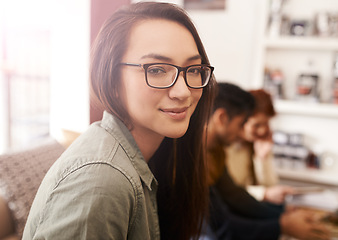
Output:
[
  {"xmin": 254, "ymin": 0, "xmax": 338, "ymax": 186},
  {"xmin": 264, "ymin": 36, "xmax": 338, "ymax": 51},
  {"xmin": 274, "ymin": 99, "xmax": 338, "ymax": 118},
  {"xmin": 277, "ymin": 168, "xmax": 338, "ymax": 187},
  {"xmin": 254, "ymin": 0, "xmax": 338, "ymax": 100}
]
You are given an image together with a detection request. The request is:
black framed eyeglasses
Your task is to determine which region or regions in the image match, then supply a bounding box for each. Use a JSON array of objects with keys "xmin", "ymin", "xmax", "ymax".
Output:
[{"xmin": 120, "ymin": 62, "xmax": 214, "ymax": 89}]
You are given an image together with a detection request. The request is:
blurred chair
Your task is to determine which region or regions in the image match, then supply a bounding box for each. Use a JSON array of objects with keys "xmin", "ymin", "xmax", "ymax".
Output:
[{"xmin": 0, "ymin": 139, "xmax": 65, "ymax": 239}]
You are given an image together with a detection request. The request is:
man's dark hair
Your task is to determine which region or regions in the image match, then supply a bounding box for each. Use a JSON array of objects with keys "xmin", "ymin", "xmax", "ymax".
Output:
[{"xmin": 213, "ymin": 82, "xmax": 255, "ymax": 121}]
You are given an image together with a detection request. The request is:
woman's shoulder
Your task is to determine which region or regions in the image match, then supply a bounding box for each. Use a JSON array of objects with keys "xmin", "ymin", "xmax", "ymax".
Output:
[
  {"xmin": 44, "ymin": 115, "xmax": 152, "ymax": 197},
  {"xmin": 24, "ymin": 156, "xmax": 142, "ymax": 240},
  {"xmin": 50, "ymin": 143, "xmax": 143, "ymax": 195}
]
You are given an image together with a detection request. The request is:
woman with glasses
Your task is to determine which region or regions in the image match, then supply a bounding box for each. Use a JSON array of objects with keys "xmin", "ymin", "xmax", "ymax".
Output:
[{"xmin": 23, "ymin": 2, "xmax": 216, "ymax": 240}]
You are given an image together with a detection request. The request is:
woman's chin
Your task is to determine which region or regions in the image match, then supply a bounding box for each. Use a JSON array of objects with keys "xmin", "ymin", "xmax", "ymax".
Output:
[{"xmin": 165, "ymin": 128, "xmax": 189, "ymax": 139}]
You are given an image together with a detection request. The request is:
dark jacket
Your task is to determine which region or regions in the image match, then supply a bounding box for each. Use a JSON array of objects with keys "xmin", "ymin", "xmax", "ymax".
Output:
[{"xmin": 206, "ymin": 168, "xmax": 284, "ymax": 240}]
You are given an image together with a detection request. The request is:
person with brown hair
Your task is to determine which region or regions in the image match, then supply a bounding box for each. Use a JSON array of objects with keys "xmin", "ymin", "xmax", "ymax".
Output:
[
  {"xmin": 226, "ymin": 89, "xmax": 295, "ymax": 204},
  {"xmin": 201, "ymin": 83, "xmax": 329, "ymax": 240},
  {"xmin": 22, "ymin": 2, "xmax": 216, "ymax": 239}
]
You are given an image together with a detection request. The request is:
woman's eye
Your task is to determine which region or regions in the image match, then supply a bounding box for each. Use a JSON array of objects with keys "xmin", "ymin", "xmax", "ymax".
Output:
[
  {"xmin": 147, "ymin": 67, "xmax": 166, "ymax": 75},
  {"xmin": 187, "ymin": 67, "xmax": 202, "ymax": 75}
]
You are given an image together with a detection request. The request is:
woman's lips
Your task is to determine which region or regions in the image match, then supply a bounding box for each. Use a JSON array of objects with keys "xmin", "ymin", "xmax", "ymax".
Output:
[{"xmin": 160, "ymin": 107, "xmax": 189, "ymax": 120}]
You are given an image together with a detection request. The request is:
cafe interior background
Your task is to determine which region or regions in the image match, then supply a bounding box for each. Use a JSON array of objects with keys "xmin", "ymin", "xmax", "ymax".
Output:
[{"xmin": 0, "ymin": 0, "xmax": 338, "ymax": 204}]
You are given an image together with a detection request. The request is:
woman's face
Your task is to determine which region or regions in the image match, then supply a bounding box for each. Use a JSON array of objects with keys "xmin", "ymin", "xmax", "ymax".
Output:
[
  {"xmin": 241, "ymin": 113, "xmax": 271, "ymax": 142},
  {"xmin": 120, "ymin": 19, "xmax": 203, "ymax": 141}
]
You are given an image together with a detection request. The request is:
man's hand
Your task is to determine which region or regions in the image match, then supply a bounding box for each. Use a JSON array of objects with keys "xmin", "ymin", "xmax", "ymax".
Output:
[
  {"xmin": 264, "ymin": 185, "xmax": 297, "ymax": 204},
  {"xmin": 280, "ymin": 209, "xmax": 330, "ymax": 240}
]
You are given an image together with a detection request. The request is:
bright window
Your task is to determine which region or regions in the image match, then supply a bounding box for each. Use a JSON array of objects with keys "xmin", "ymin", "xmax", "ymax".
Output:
[{"xmin": 0, "ymin": 0, "xmax": 52, "ymax": 153}]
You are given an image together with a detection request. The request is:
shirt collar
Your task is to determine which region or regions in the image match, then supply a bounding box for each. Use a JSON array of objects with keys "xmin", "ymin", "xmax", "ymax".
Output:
[{"xmin": 100, "ymin": 111, "xmax": 157, "ymax": 190}]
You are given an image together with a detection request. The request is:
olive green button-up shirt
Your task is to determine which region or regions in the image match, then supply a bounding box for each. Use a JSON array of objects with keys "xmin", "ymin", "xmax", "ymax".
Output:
[{"xmin": 22, "ymin": 111, "xmax": 160, "ymax": 240}]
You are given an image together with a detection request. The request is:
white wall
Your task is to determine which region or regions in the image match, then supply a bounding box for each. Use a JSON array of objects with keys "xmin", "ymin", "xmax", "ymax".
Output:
[
  {"xmin": 49, "ymin": 0, "xmax": 91, "ymax": 139},
  {"xmin": 188, "ymin": 0, "xmax": 261, "ymax": 88},
  {"xmin": 0, "ymin": 13, "xmax": 7, "ymax": 152}
]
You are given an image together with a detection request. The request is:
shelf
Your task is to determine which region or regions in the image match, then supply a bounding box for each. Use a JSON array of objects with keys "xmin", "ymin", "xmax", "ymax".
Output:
[
  {"xmin": 254, "ymin": 0, "xmax": 338, "ymax": 158},
  {"xmin": 277, "ymin": 168, "xmax": 338, "ymax": 186},
  {"xmin": 274, "ymin": 99, "xmax": 338, "ymax": 118},
  {"xmin": 264, "ymin": 36, "xmax": 338, "ymax": 51}
]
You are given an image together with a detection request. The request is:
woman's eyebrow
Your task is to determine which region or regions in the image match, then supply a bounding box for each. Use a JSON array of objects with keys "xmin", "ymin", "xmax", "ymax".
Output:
[
  {"xmin": 187, "ymin": 55, "xmax": 202, "ymax": 61},
  {"xmin": 140, "ymin": 53, "xmax": 202, "ymax": 62},
  {"xmin": 141, "ymin": 54, "xmax": 172, "ymax": 61}
]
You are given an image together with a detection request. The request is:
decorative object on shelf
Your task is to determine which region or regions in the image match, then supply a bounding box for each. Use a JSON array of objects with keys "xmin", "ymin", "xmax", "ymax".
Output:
[
  {"xmin": 314, "ymin": 12, "xmax": 330, "ymax": 37},
  {"xmin": 296, "ymin": 61, "xmax": 320, "ymax": 102},
  {"xmin": 296, "ymin": 73, "xmax": 319, "ymax": 101},
  {"xmin": 272, "ymin": 130, "xmax": 288, "ymax": 167},
  {"xmin": 271, "ymin": 131, "xmax": 325, "ymax": 170},
  {"xmin": 273, "ymin": 5, "xmax": 338, "ymax": 38},
  {"xmin": 330, "ymin": 13, "xmax": 338, "ymax": 37},
  {"xmin": 332, "ymin": 53, "xmax": 338, "ymax": 104},
  {"xmin": 280, "ymin": 15, "xmax": 290, "ymax": 36},
  {"xmin": 333, "ymin": 79, "xmax": 338, "ymax": 104},
  {"xmin": 289, "ymin": 133, "xmax": 310, "ymax": 169},
  {"xmin": 267, "ymin": 0, "xmax": 285, "ymax": 37},
  {"xmin": 314, "ymin": 12, "xmax": 338, "ymax": 37},
  {"xmin": 264, "ymin": 68, "xmax": 284, "ymax": 99},
  {"xmin": 289, "ymin": 20, "xmax": 312, "ymax": 36},
  {"xmin": 306, "ymin": 151, "xmax": 321, "ymax": 169},
  {"xmin": 272, "ymin": 131, "xmax": 309, "ymax": 170}
]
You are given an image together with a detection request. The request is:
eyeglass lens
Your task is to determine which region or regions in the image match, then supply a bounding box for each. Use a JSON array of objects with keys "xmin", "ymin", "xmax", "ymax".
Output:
[{"xmin": 145, "ymin": 64, "xmax": 211, "ymax": 88}]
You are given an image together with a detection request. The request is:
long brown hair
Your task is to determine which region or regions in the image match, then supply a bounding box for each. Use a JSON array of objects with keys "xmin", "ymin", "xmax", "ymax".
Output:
[
  {"xmin": 90, "ymin": 2, "xmax": 217, "ymax": 240},
  {"xmin": 247, "ymin": 89, "xmax": 275, "ymax": 184},
  {"xmin": 249, "ymin": 89, "xmax": 276, "ymax": 117}
]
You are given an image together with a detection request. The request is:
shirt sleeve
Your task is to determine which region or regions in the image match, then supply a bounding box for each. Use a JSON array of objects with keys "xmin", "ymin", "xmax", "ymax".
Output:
[
  {"xmin": 253, "ymin": 153, "xmax": 279, "ymax": 186},
  {"xmin": 30, "ymin": 164, "xmax": 136, "ymax": 240},
  {"xmin": 214, "ymin": 168, "xmax": 282, "ymax": 219},
  {"xmin": 246, "ymin": 185, "xmax": 266, "ymax": 201}
]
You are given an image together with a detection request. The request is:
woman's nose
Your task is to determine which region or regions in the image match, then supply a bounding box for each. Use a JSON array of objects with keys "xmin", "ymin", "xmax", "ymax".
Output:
[{"xmin": 168, "ymin": 72, "xmax": 191, "ymax": 100}]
